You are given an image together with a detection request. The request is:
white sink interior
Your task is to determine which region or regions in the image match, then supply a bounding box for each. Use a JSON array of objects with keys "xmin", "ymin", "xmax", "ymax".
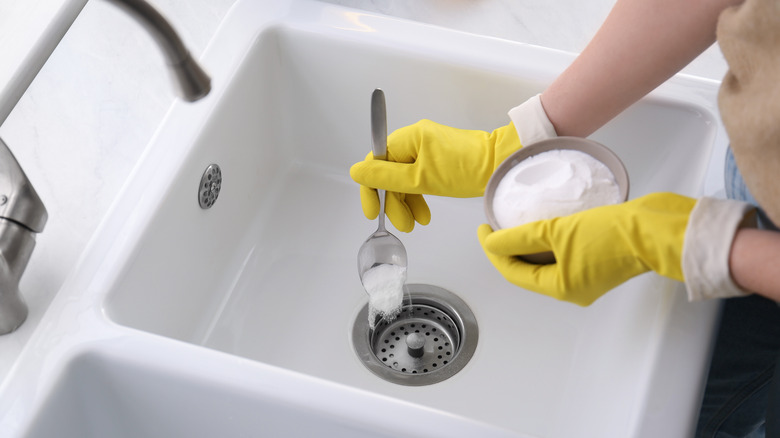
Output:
[{"xmin": 12, "ymin": 2, "xmax": 726, "ymax": 437}]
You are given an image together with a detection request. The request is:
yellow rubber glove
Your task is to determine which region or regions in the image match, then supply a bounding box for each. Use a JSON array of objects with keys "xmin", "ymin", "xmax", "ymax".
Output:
[
  {"xmin": 350, "ymin": 119, "xmax": 522, "ymax": 232},
  {"xmin": 477, "ymin": 193, "xmax": 695, "ymax": 306}
]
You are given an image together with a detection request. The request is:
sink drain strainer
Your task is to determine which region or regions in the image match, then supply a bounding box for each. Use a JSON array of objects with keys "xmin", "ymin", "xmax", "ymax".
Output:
[
  {"xmin": 352, "ymin": 284, "xmax": 478, "ymax": 386},
  {"xmin": 198, "ymin": 164, "xmax": 222, "ymax": 209}
]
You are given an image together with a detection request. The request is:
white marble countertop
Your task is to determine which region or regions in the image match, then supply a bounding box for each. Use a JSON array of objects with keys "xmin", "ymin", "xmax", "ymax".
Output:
[
  {"xmin": 0, "ymin": 0, "xmax": 85, "ymax": 124},
  {"xmin": 0, "ymin": 0, "xmax": 727, "ymax": 383}
]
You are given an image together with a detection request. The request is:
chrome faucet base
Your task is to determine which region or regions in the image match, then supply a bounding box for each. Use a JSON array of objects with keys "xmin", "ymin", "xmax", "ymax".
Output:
[
  {"xmin": 0, "ymin": 287, "xmax": 27, "ymax": 335},
  {"xmin": 0, "ymin": 139, "xmax": 46, "ymax": 335},
  {"xmin": 0, "ymin": 219, "xmax": 38, "ymax": 335}
]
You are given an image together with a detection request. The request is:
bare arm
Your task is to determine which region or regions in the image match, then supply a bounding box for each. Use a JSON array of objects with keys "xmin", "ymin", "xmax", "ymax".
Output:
[
  {"xmin": 541, "ymin": 0, "xmax": 743, "ymax": 137},
  {"xmin": 729, "ymin": 228, "xmax": 780, "ymax": 302}
]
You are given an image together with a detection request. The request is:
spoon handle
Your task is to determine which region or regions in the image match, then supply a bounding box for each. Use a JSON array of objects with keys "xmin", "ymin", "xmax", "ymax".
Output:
[{"xmin": 371, "ymin": 88, "xmax": 388, "ymax": 231}]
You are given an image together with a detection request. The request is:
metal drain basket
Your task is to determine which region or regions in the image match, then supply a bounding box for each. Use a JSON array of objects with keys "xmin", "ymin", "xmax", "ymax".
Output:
[{"xmin": 352, "ymin": 284, "xmax": 478, "ymax": 386}]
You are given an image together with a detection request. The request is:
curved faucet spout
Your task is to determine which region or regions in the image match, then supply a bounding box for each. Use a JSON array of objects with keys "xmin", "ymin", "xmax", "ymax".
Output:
[{"xmin": 105, "ymin": 0, "xmax": 211, "ymax": 101}]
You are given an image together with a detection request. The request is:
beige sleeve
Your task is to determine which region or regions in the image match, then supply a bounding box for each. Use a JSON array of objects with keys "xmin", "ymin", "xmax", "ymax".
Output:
[
  {"xmin": 682, "ymin": 197, "xmax": 755, "ymax": 301},
  {"xmin": 507, "ymin": 95, "xmax": 557, "ymax": 146},
  {"xmin": 717, "ymin": 0, "xmax": 780, "ymax": 225}
]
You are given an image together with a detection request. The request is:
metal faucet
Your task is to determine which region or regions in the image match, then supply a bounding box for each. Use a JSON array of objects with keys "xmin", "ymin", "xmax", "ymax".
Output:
[
  {"xmin": 0, "ymin": 0, "xmax": 210, "ymax": 334},
  {"xmin": 106, "ymin": 0, "xmax": 212, "ymax": 101}
]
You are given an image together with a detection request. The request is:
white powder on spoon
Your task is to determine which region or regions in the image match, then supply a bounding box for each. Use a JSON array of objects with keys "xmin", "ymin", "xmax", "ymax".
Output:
[
  {"xmin": 362, "ymin": 264, "xmax": 407, "ymax": 329},
  {"xmin": 492, "ymin": 149, "xmax": 621, "ymax": 228}
]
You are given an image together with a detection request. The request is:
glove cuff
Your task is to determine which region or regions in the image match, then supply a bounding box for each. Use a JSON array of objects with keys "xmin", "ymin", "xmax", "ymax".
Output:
[
  {"xmin": 507, "ymin": 94, "xmax": 557, "ymax": 146},
  {"xmin": 682, "ymin": 197, "xmax": 755, "ymax": 301}
]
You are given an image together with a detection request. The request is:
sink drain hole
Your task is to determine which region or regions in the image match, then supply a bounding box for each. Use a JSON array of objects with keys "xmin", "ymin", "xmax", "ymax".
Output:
[
  {"xmin": 352, "ymin": 284, "xmax": 478, "ymax": 386},
  {"xmin": 198, "ymin": 164, "xmax": 222, "ymax": 209}
]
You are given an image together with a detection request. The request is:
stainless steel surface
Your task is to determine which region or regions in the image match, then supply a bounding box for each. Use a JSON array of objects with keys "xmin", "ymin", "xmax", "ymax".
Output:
[
  {"xmin": 370, "ymin": 88, "xmax": 387, "ymax": 162},
  {"xmin": 105, "ymin": 0, "xmax": 211, "ymax": 101},
  {"xmin": 369, "ymin": 88, "xmax": 388, "ymax": 234},
  {"xmin": 405, "ymin": 332, "xmax": 425, "ymax": 358},
  {"xmin": 0, "ymin": 219, "xmax": 37, "ymax": 334},
  {"xmin": 357, "ymin": 89, "xmax": 407, "ymax": 282},
  {"xmin": 352, "ymin": 284, "xmax": 479, "ymax": 386},
  {"xmin": 198, "ymin": 164, "xmax": 222, "ymax": 209}
]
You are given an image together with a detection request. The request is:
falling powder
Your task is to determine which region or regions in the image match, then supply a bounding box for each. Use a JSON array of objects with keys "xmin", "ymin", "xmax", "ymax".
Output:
[
  {"xmin": 492, "ymin": 149, "xmax": 621, "ymax": 228},
  {"xmin": 362, "ymin": 264, "xmax": 407, "ymax": 329}
]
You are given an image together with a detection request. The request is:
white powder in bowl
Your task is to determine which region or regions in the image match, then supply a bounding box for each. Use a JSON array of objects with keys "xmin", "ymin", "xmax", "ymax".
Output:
[
  {"xmin": 362, "ymin": 263, "xmax": 407, "ymax": 329},
  {"xmin": 492, "ymin": 149, "xmax": 621, "ymax": 228}
]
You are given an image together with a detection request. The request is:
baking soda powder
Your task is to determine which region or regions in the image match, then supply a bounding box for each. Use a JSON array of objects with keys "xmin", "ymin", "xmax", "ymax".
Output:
[
  {"xmin": 492, "ymin": 149, "xmax": 620, "ymax": 228},
  {"xmin": 362, "ymin": 263, "xmax": 407, "ymax": 329}
]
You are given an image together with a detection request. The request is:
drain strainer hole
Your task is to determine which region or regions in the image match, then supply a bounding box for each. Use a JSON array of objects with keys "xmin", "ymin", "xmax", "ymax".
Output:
[{"xmin": 352, "ymin": 284, "xmax": 478, "ymax": 386}]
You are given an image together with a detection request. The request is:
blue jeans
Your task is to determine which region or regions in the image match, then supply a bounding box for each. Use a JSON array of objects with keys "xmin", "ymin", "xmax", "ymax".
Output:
[{"xmin": 694, "ymin": 148, "xmax": 780, "ymax": 438}]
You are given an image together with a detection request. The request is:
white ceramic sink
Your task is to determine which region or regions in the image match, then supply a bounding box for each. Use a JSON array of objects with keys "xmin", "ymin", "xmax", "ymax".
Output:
[{"xmin": 0, "ymin": 1, "xmax": 729, "ymax": 437}]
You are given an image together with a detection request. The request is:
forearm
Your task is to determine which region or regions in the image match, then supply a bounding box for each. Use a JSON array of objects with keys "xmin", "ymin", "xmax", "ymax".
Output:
[
  {"xmin": 729, "ymin": 228, "xmax": 780, "ymax": 302},
  {"xmin": 541, "ymin": 0, "xmax": 743, "ymax": 138}
]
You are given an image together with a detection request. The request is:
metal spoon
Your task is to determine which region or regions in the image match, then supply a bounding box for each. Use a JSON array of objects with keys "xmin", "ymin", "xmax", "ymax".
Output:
[{"xmin": 357, "ymin": 89, "xmax": 408, "ymax": 283}]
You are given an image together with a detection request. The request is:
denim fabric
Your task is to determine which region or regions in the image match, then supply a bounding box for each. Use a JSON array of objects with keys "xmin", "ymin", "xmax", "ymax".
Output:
[
  {"xmin": 769, "ymin": 357, "xmax": 780, "ymax": 437},
  {"xmin": 695, "ymin": 295, "xmax": 780, "ymax": 437},
  {"xmin": 695, "ymin": 148, "xmax": 780, "ymax": 438},
  {"xmin": 724, "ymin": 148, "xmax": 779, "ymax": 232}
]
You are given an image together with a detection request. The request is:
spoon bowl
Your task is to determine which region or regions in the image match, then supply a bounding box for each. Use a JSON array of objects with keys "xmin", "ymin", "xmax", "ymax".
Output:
[{"xmin": 358, "ymin": 230, "xmax": 408, "ymax": 281}]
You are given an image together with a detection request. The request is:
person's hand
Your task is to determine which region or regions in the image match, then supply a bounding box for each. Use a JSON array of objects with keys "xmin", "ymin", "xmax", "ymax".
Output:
[
  {"xmin": 350, "ymin": 120, "xmax": 522, "ymax": 232},
  {"xmin": 477, "ymin": 193, "xmax": 751, "ymax": 306},
  {"xmin": 350, "ymin": 95, "xmax": 556, "ymax": 232}
]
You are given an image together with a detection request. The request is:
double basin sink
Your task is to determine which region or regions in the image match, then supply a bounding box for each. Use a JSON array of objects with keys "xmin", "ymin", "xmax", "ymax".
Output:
[{"xmin": 0, "ymin": 1, "xmax": 728, "ymax": 436}]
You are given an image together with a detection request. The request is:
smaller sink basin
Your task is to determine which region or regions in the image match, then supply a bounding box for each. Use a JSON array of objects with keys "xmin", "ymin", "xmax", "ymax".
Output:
[
  {"xmin": 24, "ymin": 351, "xmax": 384, "ymax": 437},
  {"xmin": 22, "ymin": 342, "xmax": 510, "ymax": 438}
]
